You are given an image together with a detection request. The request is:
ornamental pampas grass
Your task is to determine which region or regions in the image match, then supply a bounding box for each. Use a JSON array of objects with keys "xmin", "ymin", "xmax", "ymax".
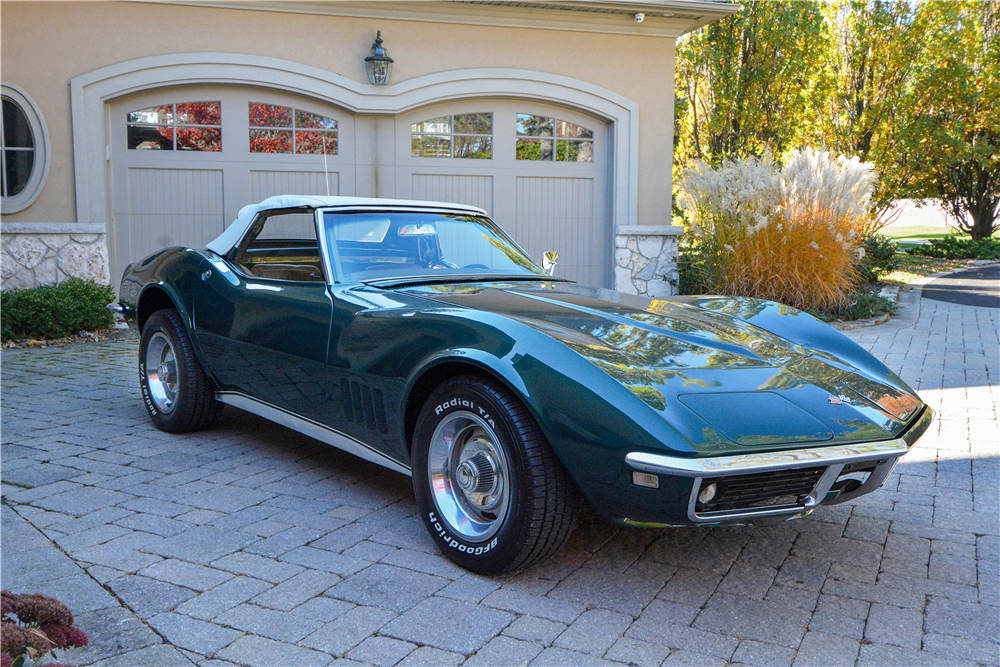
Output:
[{"xmin": 679, "ymin": 149, "xmax": 875, "ymax": 312}]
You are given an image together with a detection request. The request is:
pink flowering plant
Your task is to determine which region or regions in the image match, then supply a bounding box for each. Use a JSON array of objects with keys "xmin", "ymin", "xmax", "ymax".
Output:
[{"xmin": 1, "ymin": 591, "xmax": 88, "ymax": 667}]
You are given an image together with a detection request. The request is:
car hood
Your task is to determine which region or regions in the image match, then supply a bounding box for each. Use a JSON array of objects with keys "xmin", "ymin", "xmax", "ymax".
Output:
[{"xmin": 402, "ymin": 280, "xmax": 923, "ymax": 453}]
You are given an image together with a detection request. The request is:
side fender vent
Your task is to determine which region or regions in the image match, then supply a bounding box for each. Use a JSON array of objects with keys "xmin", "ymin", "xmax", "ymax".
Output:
[{"xmin": 342, "ymin": 379, "xmax": 389, "ymax": 435}]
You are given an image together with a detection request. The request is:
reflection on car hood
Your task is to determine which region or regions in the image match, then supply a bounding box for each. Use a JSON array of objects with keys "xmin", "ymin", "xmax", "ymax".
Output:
[{"xmin": 404, "ymin": 281, "xmax": 919, "ymax": 452}]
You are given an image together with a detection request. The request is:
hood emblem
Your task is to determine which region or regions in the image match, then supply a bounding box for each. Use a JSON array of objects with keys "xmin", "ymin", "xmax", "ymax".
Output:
[{"xmin": 828, "ymin": 395, "xmax": 852, "ymax": 405}]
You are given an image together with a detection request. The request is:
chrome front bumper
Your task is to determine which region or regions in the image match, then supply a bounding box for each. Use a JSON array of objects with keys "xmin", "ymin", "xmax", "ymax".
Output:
[{"xmin": 625, "ymin": 406, "xmax": 935, "ymax": 523}]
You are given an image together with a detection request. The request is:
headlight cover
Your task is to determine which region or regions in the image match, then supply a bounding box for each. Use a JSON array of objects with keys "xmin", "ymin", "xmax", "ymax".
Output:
[{"xmin": 841, "ymin": 373, "xmax": 922, "ymax": 423}]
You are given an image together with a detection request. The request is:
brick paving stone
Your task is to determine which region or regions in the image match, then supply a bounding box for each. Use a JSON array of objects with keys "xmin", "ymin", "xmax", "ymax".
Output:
[
  {"xmin": 503, "ymin": 616, "xmax": 567, "ymax": 646},
  {"xmin": 143, "ymin": 525, "xmax": 258, "ymax": 564},
  {"xmin": 252, "ymin": 569, "xmax": 341, "ymax": 612},
  {"xmin": 174, "ymin": 576, "xmax": 273, "ymax": 620},
  {"xmin": 864, "ymin": 603, "xmax": 926, "ymax": 649},
  {"xmin": 381, "ymin": 596, "xmax": 514, "ymax": 655},
  {"xmin": 62, "ymin": 606, "xmax": 162, "ymax": 665},
  {"xmin": 215, "ymin": 602, "xmax": 323, "ymax": 642},
  {"xmin": 346, "ymin": 636, "xmax": 416, "ymax": 667},
  {"xmin": 326, "ymin": 563, "xmax": 448, "ymax": 612},
  {"xmin": 216, "ymin": 635, "xmax": 332, "ymax": 667},
  {"xmin": 32, "ymin": 486, "xmax": 131, "ymax": 516},
  {"xmin": 694, "ymin": 593, "xmax": 810, "ymax": 649},
  {"xmin": 807, "ymin": 594, "xmax": 869, "ymax": 640},
  {"xmin": 87, "ymin": 644, "xmax": 195, "ymax": 667},
  {"xmin": 660, "ymin": 651, "xmax": 727, "ymax": 666},
  {"xmin": 547, "ymin": 564, "xmax": 666, "ymax": 616},
  {"xmin": 147, "ymin": 612, "xmax": 241, "ymax": 655},
  {"xmin": 74, "ymin": 540, "xmax": 163, "ymax": 572},
  {"xmin": 924, "ymin": 597, "xmax": 1000, "ymax": 643},
  {"xmin": 289, "ymin": 596, "xmax": 355, "ymax": 623},
  {"xmin": 603, "ymin": 637, "xmax": 671, "ymax": 667},
  {"xmin": 107, "ymin": 574, "xmax": 197, "ymax": 616},
  {"xmin": 656, "ymin": 567, "xmax": 722, "ymax": 606},
  {"xmin": 279, "ymin": 545, "xmax": 369, "ymax": 575},
  {"xmin": 553, "ymin": 609, "xmax": 632, "ymax": 656},
  {"xmin": 791, "ymin": 631, "xmax": 860, "ymax": 667},
  {"xmin": 52, "ymin": 523, "xmax": 133, "ymax": 552},
  {"xmin": 731, "ymin": 639, "xmax": 795, "ymax": 667},
  {"xmin": 211, "ymin": 551, "xmax": 305, "ymax": 583},
  {"xmin": 300, "ymin": 605, "xmax": 397, "ymax": 656},
  {"xmin": 626, "ymin": 619, "xmax": 738, "ymax": 661},
  {"xmin": 396, "ymin": 646, "xmax": 465, "ymax": 667},
  {"xmin": 139, "ymin": 558, "xmax": 233, "ymax": 592},
  {"xmin": 921, "ymin": 632, "xmax": 1000, "ymax": 665},
  {"xmin": 531, "ymin": 646, "xmax": 621, "ymax": 666},
  {"xmin": 465, "ymin": 636, "xmax": 543, "ymax": 667},
  {"xmin": 857, "ymin": 643, "xmax": 979, "ymax": 667},
  {"xmin": 481, "ymin": 589, "xmax": 585, "ymax": 625},
  {"xmin": 717, "ymin": 560, "xmax": 777, "ymax": 600},
  {"xmin": 245, "ymin": 525, "xmax": 326, "ymax": 558}
]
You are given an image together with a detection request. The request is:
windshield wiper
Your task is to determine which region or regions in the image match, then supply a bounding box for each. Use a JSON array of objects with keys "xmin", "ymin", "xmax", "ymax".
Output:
[{"xmin": 361, "ymin": 274, "xmax": 574, "ymax": 289}]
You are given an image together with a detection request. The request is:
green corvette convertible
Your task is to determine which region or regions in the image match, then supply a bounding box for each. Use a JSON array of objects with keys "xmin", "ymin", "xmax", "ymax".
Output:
[{"xmin": 116, "ymin": 195, "xmax": 934, "ymax": 574}]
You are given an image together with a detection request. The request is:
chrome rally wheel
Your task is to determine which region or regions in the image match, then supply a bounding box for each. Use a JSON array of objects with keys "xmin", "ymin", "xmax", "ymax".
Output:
[
  {"xmin": 144, "ymin": 331, "xmax": 178, "ymax": 414},
  {"xmin": 412, "ymin": 375, "xmax": 580, "ymax": 575},
  {"xmin": 427, "ymin": 411, "xmax": 510, "ymax": 543}
]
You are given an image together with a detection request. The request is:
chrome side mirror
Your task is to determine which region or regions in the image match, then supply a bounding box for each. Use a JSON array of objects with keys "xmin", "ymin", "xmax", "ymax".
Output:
[{"xmin": 543, "ymin": 251, "xmax": 558, "ymax": 276}]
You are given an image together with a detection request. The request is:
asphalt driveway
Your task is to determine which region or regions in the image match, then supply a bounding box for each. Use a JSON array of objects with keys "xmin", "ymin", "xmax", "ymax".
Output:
[{"xmin": 2, "ymin": 288, "xmax": 997, "ymax": 667}]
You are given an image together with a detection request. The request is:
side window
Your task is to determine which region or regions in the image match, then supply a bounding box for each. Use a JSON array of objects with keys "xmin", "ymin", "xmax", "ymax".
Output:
[{"xmin": 230, "ymin": 210, "xmax": 324, "ymax": 282}]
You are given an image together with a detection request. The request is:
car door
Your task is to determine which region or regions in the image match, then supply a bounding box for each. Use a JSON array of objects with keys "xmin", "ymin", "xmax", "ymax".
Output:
[{"xmin": 192, "ymin": 208, "xmax": 336, "ymax": 422}]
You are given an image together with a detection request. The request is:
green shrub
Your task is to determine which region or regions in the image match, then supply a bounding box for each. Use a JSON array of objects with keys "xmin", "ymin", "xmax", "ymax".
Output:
[
  {"xmin": 1, "ymin": 279, "xmax": 115, "ymax": 341},
  {"xmin": 906, "ymin": 236, "xmax": 1000, "ymax": 260},
  {"xmin": 676, "ymin": 241, "xmax": 712, "ymax": 295},
  {"xmin": 858, "ymin": 233, "xmax": 899, "ymax": 283}
]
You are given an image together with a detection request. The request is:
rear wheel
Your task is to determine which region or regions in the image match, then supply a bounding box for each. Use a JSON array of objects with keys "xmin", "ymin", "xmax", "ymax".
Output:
[
  {"xmin": 412, "ymin": 375, "xmax": 579, "ymax": 574},
  {"xmin": 139, "ymin": 309, "xmax": 221, "ymax": 433}
]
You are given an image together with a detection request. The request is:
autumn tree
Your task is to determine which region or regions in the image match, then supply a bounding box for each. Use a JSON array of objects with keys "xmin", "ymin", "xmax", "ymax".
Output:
[
  {"xmin": 824, "ymin": 1, "xmax": 928, "ymax": 218},
  {"xmin": 900, "ymin": 1, "xmax": 999, "ymax": 240},
  {"xmin": 674, "ymin": 1, "xmax": 834, "ymax": 166}
]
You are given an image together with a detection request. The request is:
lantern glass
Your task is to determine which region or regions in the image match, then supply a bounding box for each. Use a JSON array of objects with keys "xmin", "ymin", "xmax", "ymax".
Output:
[{"xmin": 365, "ymin": 31, "xmax": 394, "ymax": 86}]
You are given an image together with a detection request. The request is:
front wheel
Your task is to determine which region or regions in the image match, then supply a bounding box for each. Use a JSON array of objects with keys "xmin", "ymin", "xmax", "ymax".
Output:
[
  {"xmin": 139, "ymin": 309, "xmax": 221, "ymax": 433},
  {"xmin": 412, "ymin": 375, "xmax": 580, "ymax": 575}
]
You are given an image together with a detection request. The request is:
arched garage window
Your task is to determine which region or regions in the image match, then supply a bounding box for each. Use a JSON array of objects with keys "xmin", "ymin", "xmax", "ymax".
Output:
[
  {"xmin": 411, "ymin": 113, "xmax": 492, "ymax": 159},
  {"xmin": 1, "ymin": 84, "xmax": 49, "ymax": 212},
  {"xmin": 127, "ymin": 102, "xmax": 222, "ymax": 151},
  {"xmin": 516, "ymin": 114, "xmax": 593, "ymax": 162}
]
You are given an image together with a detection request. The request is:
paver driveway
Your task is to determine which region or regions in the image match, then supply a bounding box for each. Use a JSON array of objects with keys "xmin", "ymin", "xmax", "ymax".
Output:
[{"xmin": 2, "ymin": 290, "xmax": 998, "ymax": 667}]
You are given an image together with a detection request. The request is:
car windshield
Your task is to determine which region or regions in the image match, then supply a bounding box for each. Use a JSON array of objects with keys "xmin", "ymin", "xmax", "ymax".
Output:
[{"xmin": 322, "ymin": 210, "xmax": 548, "ymax": 283}]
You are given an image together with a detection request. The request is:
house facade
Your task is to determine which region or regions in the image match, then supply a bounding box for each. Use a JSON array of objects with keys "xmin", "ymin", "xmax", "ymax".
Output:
[{"xmin": 0, "ymin": 0, "xmax": 735, "ymax": 294}]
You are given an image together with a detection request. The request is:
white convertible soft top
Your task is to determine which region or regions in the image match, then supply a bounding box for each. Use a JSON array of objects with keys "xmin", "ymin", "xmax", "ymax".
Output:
[{"xmin": 205, "ymin": 195, "xmax": 489, "ymax": 255}]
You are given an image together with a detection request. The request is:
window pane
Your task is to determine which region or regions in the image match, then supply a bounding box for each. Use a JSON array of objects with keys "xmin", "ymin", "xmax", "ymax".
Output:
[
  {"xmin": 177, "ymin": 127, "xmax": 222, "ymax": 151},
  {"xmin": 249, "ymin": 129, "xmax": 292, "ymax": 153},
  {"xmin": 453, "ymin": 113, "xmax": 492, "ymax": 135},
  {"xmin": 411, "ymin": 117, "xmax": 450, "ymax": 134},
  {"xmin": 556, "ymin": 140, "xmax": 593, "ymax": 162},
  {"xmin": 295, "ymin": 131, "xmax": 338, "ymax": 154},
  {"xmin": 556, "ymin": 120, "xmax": 593, "ymax": 139},
  {"xmin": 176, "ymin": 101, "xmax": 221, "ymax": 126},
  {"xmin": 453, "ymin": 135, "xmax": 491, "ymax": 159},
  {"xmin": 295, "ymin": 110, "xmax": 337, "ymax": 130},
  {"xmin": 516, "ymin": 138, "xmax": 553, "ymax": 161},
  {"xmin": 249, "ymin": 103, "xmax": 292, "ymax": 128},
  {"xmin": 412, "ymin": 134, "xmax": 451, "ymax": 158},
  {"xmin": 128, "ymin": 125, "xmax": 174, "ymax": 150},
  {"xmin": 4, "ymin": 149, "xmax": 34, "ymax": 196},
  {"xmin": 516, "ymin": 114, "xmax": 553, "ymax": 137},
  {"xmin": 127, "ymin": 105, "xmax": 173, "ymax": 125},
  {"xmin": 3, "ymin": 100, "xmax": 33, "ymax": 148}
]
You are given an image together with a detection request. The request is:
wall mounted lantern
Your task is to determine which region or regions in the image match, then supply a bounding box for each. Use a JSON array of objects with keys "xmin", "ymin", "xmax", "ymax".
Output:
[{"xmin": 365, "ymin": 31, "xmax": 394, "ymax": 86}]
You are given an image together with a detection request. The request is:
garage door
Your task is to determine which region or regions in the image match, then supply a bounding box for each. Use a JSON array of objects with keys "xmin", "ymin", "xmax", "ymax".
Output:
[
  {"xmin": 109, "ymin": 88, "xmax": 355, "ymax": 280},
  {"xmin": 394, "ymin": 101, "xmax": 610, "ymax": 287},
  {"xmin": 110, "ymin": 90, "xmax": 610, "ymax": 287}
]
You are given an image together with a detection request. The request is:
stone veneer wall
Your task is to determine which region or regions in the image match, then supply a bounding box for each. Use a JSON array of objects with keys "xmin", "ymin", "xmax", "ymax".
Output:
[
  {"xmin": 0, "ymin": 224, "xmax": 110, "ymax": 290},
  {"xmin": 614, "ymin": 225, "xmax": 685, "ymax": 297}
]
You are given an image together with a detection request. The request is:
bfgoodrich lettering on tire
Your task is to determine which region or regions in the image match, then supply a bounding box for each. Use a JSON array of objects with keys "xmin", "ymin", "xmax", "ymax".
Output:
[
  {"xmin": 412, "ymin": 375, "xmax": 580, "ymax": 574},
  {"xmin": 139, "ymin": 308, "xmax": 221, "ymax": 433}
]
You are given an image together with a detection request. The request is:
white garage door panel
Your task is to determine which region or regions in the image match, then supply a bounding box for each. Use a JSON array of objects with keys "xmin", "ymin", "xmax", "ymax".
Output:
[
  {"xmin": 515, "ymin": 177, "xmax": 600, "ymax": 286},
  {"xmin": 411, "ymin": 174, "xmax": 493, "ymax": 215},
  {"xmin": 250, "ymin": 170, "xmax": 340, "ymax": 201},
  {"xmin": 127, "ymin": 167, "xmax": 225, "ymax": 260}
]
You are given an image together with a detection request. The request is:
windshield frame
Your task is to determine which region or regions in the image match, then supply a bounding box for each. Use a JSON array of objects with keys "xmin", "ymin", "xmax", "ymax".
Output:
[{"xmin": 317, "ymin": 206, "xmax": 551, "ymax": 285}]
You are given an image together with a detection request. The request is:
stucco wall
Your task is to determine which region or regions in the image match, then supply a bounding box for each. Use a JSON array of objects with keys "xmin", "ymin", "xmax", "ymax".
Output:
[{"xmin": 0, "ymin": 1, "xmax": 676, "ymax": 227}]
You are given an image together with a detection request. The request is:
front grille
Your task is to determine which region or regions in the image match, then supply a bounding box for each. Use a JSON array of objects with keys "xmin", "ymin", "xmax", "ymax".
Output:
[{"xmin": 695, "ymin": 467, "xmax": 826, "ymax": 515}]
